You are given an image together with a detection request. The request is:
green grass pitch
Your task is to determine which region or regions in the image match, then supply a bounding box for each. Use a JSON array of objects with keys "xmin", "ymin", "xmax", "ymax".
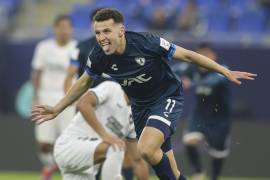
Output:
[{"xmin": 0, "ymin": 172, "xmax": 268, "ymax": 180}]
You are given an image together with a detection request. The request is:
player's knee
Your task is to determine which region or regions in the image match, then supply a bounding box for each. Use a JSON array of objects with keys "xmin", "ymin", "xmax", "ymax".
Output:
[
  {"xmin": 137, "ymin": 144, "xmax": 156, "ymax": 162},
  {"xmin": 38, "ymin": 143, "xmax": 53, "ymax": 153}
]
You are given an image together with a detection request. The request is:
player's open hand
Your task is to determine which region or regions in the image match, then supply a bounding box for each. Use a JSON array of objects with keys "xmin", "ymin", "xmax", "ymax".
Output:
[
  {"xmin": 226, "ymin": 70, "xmax": 257, "ymax": 85},
  {"xmin": 102, "ymin": 134, "xmax": 126, "ymax": 151},
  {"xmin": 31, "ymin": 105, "xmax": 58, "ymax": 124}
]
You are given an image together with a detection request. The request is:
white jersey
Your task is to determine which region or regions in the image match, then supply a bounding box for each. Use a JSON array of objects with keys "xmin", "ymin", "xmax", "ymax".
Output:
[
  {"xmin": 31, "ymin": 38, "xmax": 77, "ymax": 103},
  {"xmin": 62, "ymin": 81, "xmax": 136, "ymax": 140}
]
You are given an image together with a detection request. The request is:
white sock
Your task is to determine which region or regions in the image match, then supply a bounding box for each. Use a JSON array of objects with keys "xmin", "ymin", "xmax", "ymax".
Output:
[
  {"xmin": 38, "ymin": 152, "xmax": 55, "ymax": 168},
  {"xmin": 101, "ymin": 146, "xmax": 125, "ymax": 180}
]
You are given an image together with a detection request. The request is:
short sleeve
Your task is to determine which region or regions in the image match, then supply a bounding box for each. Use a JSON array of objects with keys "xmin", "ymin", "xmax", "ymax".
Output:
[
  {"xmin": 89, "ymin": 81, "xmax": 113, "ymax": 105},
  {"xmin": 31, "ymin": 43, "xmax": 45, "ymax": 70},
  {"xmin": 69, "ymin": 46, "xmax": 80, "ymax": 67},
  {"xmin": 144, "ymin": 33, "xmax": 176, "ymax": 61}
]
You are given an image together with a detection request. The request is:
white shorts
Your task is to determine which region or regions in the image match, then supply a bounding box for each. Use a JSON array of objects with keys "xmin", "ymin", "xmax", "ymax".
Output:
[
  {"xmin": 53, "ymin": 135, "xmax": 102, "ymax": 180},
  {"xmin": 35, "ymin": 106, "xmax": 75, "ymax": 144}
]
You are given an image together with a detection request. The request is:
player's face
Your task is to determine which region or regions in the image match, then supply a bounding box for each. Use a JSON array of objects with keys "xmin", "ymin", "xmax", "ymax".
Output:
[
  {"xmin": 54, "ymin": 19, "xmax": 73, "ymax": 44},
  {"xmin": 94, "ymin": 19, "xmax": 125, "ymax": 55}
]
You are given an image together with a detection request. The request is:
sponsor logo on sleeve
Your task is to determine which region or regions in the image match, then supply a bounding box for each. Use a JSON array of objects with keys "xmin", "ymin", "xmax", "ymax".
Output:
[{"xmin": 160, "ymin": 38, "xmax": 171, "ymax": 50}]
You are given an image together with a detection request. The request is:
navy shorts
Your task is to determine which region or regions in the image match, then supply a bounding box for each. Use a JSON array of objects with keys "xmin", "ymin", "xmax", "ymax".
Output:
[
  {"xmin": 183, "ymin": 113, "xmax": 231, "ymax": 157},
  {"xmin": 131, "ymin": 90, "xmax": 184, "ymax": 144}
]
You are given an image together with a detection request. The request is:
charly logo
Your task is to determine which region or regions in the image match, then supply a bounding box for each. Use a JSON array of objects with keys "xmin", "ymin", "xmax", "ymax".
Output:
[
  {"xmin": 135, "ymin": 57, "xmax": 145, "ymax": 66},
  {"xmin": 111, "ymin": 64, "xmax": 118, "ymax": 71},
  {"xmin": 121, "ymin": 74, "xmax": 152, "ymax": 86}
]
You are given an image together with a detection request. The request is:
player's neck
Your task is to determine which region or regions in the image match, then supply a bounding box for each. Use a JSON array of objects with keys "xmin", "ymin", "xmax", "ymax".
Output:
[
  {"xmin": 115, "ymin": 36, "xmax": 126, "ymax": 55},
  {"xmin": 55, "ymin": 38, "xmax": 70, "ymax": 47}
]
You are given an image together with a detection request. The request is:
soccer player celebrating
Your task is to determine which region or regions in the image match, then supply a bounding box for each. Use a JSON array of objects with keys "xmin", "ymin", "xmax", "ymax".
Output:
[
  {"xmin": 31, "ymin": 15, "xmax": 77, "ymax": 179},
  {"xmin": 176, "ymin": 43, "xmax": 232, "ymax": 180},
  {"xmin": 54, "ymin": 79, "xmax": 149, "ymax": 180},
  {"xmin": 64, "ymin": 8, "xmax": 147, "ymax": 180},
  {"xmin": 32, "ymin": 8, "xmax": 256, "ymax": 180}
]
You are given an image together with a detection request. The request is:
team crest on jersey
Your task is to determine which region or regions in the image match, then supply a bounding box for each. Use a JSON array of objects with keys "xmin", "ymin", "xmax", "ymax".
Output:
[{"xmin": 134, "ymin": 57, "xmax": 145, "ymax": 66}]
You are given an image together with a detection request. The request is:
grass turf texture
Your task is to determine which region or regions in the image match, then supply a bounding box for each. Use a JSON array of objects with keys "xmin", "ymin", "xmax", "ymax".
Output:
[{"xmin": 0, "ymin": 172, "xmax": 269, "ymax": 180}]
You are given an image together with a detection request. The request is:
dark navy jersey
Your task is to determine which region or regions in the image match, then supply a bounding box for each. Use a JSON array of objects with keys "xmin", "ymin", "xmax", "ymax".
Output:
[
  {"xmin": 70, "ymin": 37, "xmax": 97, "ymax": 77},
  {"xmin": 85, "ymin": 31, "xmax": 182, "ymax": 106},
  {"xmin": 180, "ymin": 63, "xmax": 230, "ymax": 118}
]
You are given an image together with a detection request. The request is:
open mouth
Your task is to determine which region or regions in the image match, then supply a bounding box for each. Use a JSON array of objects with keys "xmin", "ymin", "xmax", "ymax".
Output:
[{"xmin": 100, "ymin": 42, "xmax": 111, "ymax": 52}]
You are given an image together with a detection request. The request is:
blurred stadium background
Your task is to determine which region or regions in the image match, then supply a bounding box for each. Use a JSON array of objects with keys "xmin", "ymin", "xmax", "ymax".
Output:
[{"xmin": 0, "ymin": 0, "xmax": 270, "ymax": 179}]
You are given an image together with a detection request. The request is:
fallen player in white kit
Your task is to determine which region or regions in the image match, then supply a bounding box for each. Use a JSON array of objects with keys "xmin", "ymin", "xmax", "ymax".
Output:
[{"xmin": 53, "ymin": 79, "xmax": 148, "ymax": 180}]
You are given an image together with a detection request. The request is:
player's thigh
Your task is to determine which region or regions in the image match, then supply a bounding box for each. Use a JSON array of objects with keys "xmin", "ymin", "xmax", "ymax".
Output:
[
  {"xmin": 54, "ymin": 136, "xmax": 102, "ymax": 174},
  {"xmin": 35, "ymin": 120, "xmax": 57, "ymax": 144},
  {"xmin": 146, "ymin": 95, "xmax": 184, "ymax": 141},
  {"xmin": 138, "ymin": 127, "xmax": 165, "ymax": 153}
]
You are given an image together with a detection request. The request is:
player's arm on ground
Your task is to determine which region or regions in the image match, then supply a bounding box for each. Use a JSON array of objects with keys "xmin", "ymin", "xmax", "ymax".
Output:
[
  {"xmin": 125, "ymin": 139, "xmax": 149, "ymax": 180},
  {"xmin": 172, "ymin": 45, "xmax": 257, "ymax": 84},
  {"xmin": 77, "ymin": 91, "xmax": 107, "ymax": 137},
  {"xmin": 32, "ymin": 73, "xmax": 93, "ymax": 124},
  {"xmin": 77, "ymin": 87, "xmax": 125, "ymax": 150},
  {"xmin": 64, "ymin": 64, "xmax": 78, "ymax": 93}
]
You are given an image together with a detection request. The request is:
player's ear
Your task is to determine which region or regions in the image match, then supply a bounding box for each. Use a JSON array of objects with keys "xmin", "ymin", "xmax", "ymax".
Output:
[{"xmin": 119, "ymin": 25, "xmax": 125, "ymax": 37}]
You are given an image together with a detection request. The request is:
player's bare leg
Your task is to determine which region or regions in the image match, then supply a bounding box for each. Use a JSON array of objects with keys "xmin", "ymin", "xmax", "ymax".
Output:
[
  {"xmin": 138, "ymin": 127, "xmax": 183, "ymax": 180},
  {"xmin": 122, "ymin": 151, "xmax": 134, "ymax": 180},
  {"xmin": 166, "ymin": 149, "xmax": 180, "ymax": 178},
  {"xmin": 125, "ymin": 139, "xmax": 149, "ymax": 180}
]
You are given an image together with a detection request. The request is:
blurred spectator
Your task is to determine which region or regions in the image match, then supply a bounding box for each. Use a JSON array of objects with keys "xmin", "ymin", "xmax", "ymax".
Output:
[
  {"xmin": 175, "ymin": 0, "xmax": 200, "ymax": 31},
  {"xmin": 0, "ymin": 6, "xmax": 8, "ymax": 35},
  {"xmin": 145, "ymin": 0, "xmax": 180, "ymax": 30},
  {"xmin": 257, "ymin": 0, "xmax": 270, "ymax": 31},
  {"xmin": 148, "ymin": 6, "xmax": 170, "ymax": 30}
]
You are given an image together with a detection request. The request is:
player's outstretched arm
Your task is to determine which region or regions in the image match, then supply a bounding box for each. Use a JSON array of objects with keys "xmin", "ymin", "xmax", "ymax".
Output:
[
  {"xmin": 172, "ymin": 45, "xmax": 257, "ymax": 84},
  {"xmin": 31, "ymin": 72, "xmax": 93, "ymax": 124}
]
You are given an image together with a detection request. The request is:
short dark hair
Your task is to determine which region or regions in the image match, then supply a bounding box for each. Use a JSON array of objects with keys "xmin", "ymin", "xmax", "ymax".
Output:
[
  {"xmin": 93, "ymin": 8, "xmax": 124, "ymax": 24},
  {"xmin": 53, "ymin": 14, "xmax": 72, "ymax": 26},
  {"xmin": 90, "ymin": 8, "xmax": 105, "ymax": 21}
]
